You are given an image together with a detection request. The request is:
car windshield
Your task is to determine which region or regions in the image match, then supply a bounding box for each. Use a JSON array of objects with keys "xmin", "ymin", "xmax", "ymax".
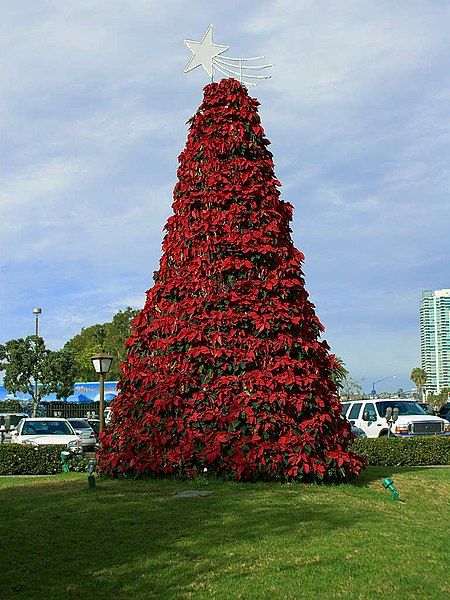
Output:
[
  {"xmin": 375, "ymin": 401, "xmax": 427, "ymax": 417},
  {"xmin": 21, "ymin": 421, "xmax": 73, "ymax": 436},
  {"xmin": 68, "ymin": 420, "xmax": 91, "ymax": 430}
]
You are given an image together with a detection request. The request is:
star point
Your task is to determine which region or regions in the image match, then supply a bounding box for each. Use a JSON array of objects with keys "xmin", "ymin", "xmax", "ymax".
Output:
[{"xmin": 184, "ymin": 25, "xmax": 229, "ymax": 79}]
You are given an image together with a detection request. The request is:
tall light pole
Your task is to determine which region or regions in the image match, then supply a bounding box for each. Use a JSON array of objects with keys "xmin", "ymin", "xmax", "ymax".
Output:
[
  {"xmin": 33, "ymin": 307, "xmax": 42, "ymax": 337},
  {"xmin": 90, "ymin": 352, "xmax": 114, "ymax": 435},
  {"xmin": 32, "ymin": 307, "xmax": 42, "ymax": 416},
  {"xmin": 371, "ymin": 375, "xmax": 396, "ymax": 398}
]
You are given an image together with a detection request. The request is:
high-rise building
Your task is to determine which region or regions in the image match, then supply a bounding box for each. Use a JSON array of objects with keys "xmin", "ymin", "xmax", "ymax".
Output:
[{"xmin": 420, "ymin": 289, "xmax": 450, "ymax": 393}]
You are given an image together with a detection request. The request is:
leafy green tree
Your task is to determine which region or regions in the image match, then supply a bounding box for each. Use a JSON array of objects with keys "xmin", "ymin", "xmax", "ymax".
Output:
[
  {"xmin": 64, "ymin": 308, "xmax": 139, "ymax": 381},
  {"xmin": 62, "ymin": 326, "xmax": 104, "ymax": 382},
  {"xmin": 0, "ymin": 336, "xmax": 76, "ymax": 416},
  {"xmin": 439, "ymin": 387, "xmax": 450, "ymax": 404},
  {"xmin": 410, "ymin": 367, "xmax": 427, "ymax": 402},
  {"xmin": 426, "ymin": 387, "xmax": 450, "ymax": 409},
  {"xmin": 108, "ymin": 309, "xmax": 140, "ymax": 369},
  {"xmin": 341, "ymin": 377, "xmax": 364, "ymax": 400}
]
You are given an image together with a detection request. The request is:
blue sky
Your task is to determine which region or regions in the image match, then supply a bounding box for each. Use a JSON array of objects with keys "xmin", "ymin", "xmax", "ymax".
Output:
[{"xmin": 1, "ymin": 1, "xmax": 449, "ymax": 393}]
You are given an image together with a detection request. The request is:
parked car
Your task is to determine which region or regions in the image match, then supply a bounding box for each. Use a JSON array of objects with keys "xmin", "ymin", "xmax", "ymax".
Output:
[
  {"xmin": 437, "ymin": 402, "xmax": 450, "ymax": 422},
  {"xmin": 87, "ymin": 418, "xmax": 100, "ymax": 436},
  {"xmin": 10, "ymin": 418, "xmax": 83, "ymax": 454},
  {"xmin": 338, "ymin": 413, "xmax": 366, "ymax": 437},
  {"xmin": 67, "ymin": 419, "xmax": 96, "ymax": 452},
  {"xmin": 418, "ymin": 402, "xmax": 436, "ymax": 415},
  {"xmin": 351, "ymin": 424, "xmax": 366, "ymax": 437},
  {"xmin": 340, "ymin": 399, "xmax": 450, "ymax": 438}
]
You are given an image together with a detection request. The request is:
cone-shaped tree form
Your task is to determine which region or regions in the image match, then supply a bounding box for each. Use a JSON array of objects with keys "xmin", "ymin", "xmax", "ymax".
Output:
[{"xmin": 98, "ymin": 79, "xmax": 365, "ymax": 481}]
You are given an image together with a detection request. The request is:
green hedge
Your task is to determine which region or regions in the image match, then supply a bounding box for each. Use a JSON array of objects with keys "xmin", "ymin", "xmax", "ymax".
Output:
[
  {"xmin": 0, "ymin": 444, "xmax": 92, "ymax": 475},
  {"xmin": 351, "ymin": 436, "xmax": 450, "ymax": 466},
  {"xmin": 0, "ymin": 444, "xmax": 64, "ymax": 475},
  {"xmin": 1, "ymin": 438, "xmax": 448, "ymax": 475}
]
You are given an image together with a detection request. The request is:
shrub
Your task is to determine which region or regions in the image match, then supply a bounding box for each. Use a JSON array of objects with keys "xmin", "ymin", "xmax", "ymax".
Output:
[
  {"xmin": 67, "ymin": 455, "xmax": 92, "ymax": 472},
  {"xmin": 0, "ymin": 444, "xmax": 92, "ymax": 475},
  {"xmin": 0, "ymin": 444, "xmax": 65, "ymax": 475},
  {"xmin": 351, "ymin": 436, "xmax": 450, "ymax": 466}
]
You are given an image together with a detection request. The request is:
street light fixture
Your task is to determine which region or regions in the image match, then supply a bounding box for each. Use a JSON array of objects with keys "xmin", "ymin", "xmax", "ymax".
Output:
[
  {"xmin": 33, "ymin": 307, "xmax": 42, "ymax": 336},
  {"xmin": 371, "ymin": 375, "xmax": 396, "ymax": 398},
  {"xmin": 90, "ymin": 352, "xmax": 114, "ymax": 435},
  {"xmin": 32, "ymin": 307, "xmax": 42, "ymax": 417}
]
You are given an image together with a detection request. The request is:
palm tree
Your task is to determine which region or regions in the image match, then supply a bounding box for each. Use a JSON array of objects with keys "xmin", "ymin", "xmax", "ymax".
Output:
[
  {"xmin": 330, "ymin": 356, "xmax": 350, "ymax": 392},
  {"xmin": 410, "ymin": 367, "xmax": 427, "ymax": 402}
]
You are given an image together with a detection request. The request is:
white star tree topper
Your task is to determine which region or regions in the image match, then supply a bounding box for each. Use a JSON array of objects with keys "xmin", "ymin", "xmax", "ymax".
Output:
[
  {"xmin": 184, "ymin": 25, "xmax": 228, "ymax": 79},
  {"xmin": 184, "ymin": 25, "xmax": 273, "ymax": 86}
]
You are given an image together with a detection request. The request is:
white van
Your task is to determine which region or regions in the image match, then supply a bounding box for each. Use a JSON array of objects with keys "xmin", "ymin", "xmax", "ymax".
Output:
[
  {"xmin": 341, "ymin": 399, "xmax": 450, "ymax": 438},
  {"xmin": 104, "ymin": 407, "xmax": 112, "ymax": 424}
]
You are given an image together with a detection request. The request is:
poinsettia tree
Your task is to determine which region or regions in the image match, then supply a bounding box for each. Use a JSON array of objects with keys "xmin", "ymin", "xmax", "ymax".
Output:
[{"xmin": 98, "ymin": 78, "xmax": 365, "ymax": 481}]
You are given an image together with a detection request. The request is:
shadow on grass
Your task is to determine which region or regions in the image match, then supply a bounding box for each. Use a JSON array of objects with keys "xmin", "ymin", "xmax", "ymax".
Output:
[{"xmin": 0, "ymin": 476, "xmax": 360, "ymax": 599}]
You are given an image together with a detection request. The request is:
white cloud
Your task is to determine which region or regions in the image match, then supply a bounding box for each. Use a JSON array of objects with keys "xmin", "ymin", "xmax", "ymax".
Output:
[
  {"xmin": 0, "ymin": 158, "xmax": 89, "ymax": 257},
  {"xmin": 0, "ymin": 1, "xmax": 184, "ymax": 97},
  {"xmin": 246, "ymin": 1, "xmax": 445, "ymax": 99},
  {"xmin": 1, "ymin": 158, "xmax": 86, "ymax": 207}
]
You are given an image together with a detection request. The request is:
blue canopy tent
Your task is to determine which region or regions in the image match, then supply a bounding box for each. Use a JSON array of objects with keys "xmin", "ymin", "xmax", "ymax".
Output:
[
  {"xmin": 72, "ymin": 394, "xmax": 95, "ymax": 404},
  {"xmin": 93, "ymin": 392, "xmax": 118, "ymax": 404},
  {"xmin": 0, "ymin": 386, "xmax": 32, "ymax": 402},
  {"xmin": 0, "ymin": 382, "xmax": 119, "ymax": 409}
]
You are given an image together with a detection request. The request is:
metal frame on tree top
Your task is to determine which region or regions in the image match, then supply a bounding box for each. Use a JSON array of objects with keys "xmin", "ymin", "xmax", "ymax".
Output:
[{"xmin": 184, "ymin": 25, "xmax": 273, "ymax": 86}]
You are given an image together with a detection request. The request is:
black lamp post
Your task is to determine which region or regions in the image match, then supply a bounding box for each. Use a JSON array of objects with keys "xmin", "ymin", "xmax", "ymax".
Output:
[{"xmin": 90, "ymin": 352, "xmax": 114, "ymax": 435}]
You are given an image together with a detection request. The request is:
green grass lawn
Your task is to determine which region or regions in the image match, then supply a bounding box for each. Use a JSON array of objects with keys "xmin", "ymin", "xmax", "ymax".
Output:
[{"xmin": 0, "ymin": 467, "xmax": 448, "ymax": 599}]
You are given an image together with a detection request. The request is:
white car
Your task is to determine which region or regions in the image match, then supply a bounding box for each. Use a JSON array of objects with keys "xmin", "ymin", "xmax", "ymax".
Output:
[
  {"xmin": 11, "ymin": 418, "xmax": 83, "ymax": 454},
  {"xmin": 67, "ymin": 419, "xmax": 97, "ymax": 451},
  {"xmin": 341, "ymin": 399, "xmax": 450, "ymax": 438}
]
